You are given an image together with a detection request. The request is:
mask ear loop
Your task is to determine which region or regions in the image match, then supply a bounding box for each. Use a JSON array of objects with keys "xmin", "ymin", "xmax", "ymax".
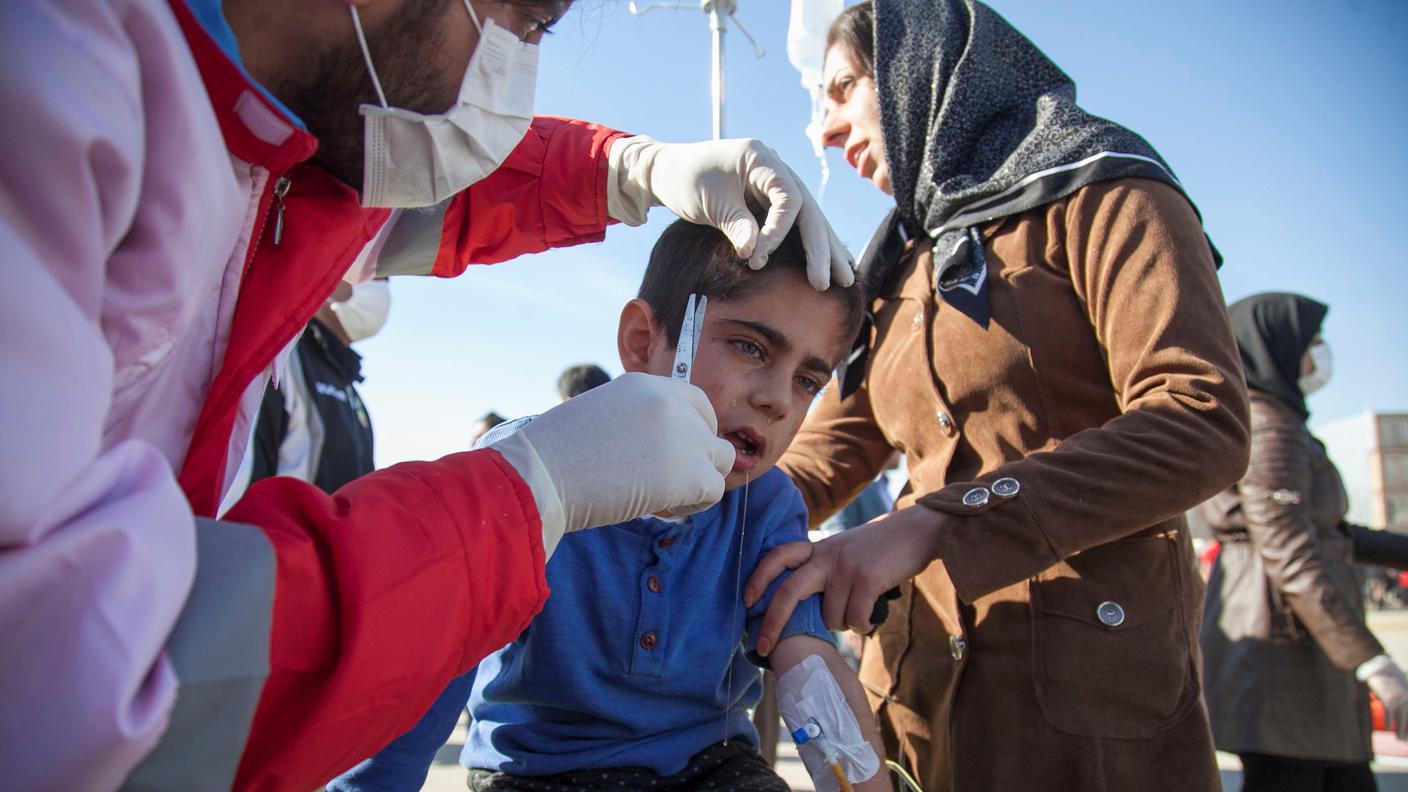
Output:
[
  {"xmin": 348, "ymin": 7, "xmax": 390, "ymax": 108},
  {"xmin": 462, "ymin": 0, "xmax": 484, "ymax": 34}
]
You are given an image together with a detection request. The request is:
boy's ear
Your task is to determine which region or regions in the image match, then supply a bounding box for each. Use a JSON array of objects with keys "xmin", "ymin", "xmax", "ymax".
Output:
[{"xmin": 618, "ymin": 298, "xmax": 664, "ymax": 374}]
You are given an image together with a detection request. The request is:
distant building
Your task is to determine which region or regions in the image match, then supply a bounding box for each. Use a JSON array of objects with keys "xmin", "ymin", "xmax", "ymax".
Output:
[{"xmin": 1317, "ymin": 411, "xmax": 1408, "ymax": 533}]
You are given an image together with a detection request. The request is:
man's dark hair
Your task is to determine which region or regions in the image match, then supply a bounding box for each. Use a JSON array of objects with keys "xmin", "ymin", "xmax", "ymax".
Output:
[
  {"xmin": 557, "ymin": 364, "xmax": 612, "ymax": 400},
  {"xmin": 827, "ymin": 1, "xmax": 875, "ymax": 78},
  {"xmin": 478, "ymin": 411, "xmax": 506, "ymax": 428},
  {"xmin": 637, "ymin": 219, "xmax": 865, "ymax": 353}
]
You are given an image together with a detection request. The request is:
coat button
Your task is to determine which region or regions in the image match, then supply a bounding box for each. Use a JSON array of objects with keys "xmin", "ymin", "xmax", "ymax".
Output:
[
  {"xmin": 647, "ymin": 576, "xmax": 663, "ymax": 594},
  {"xmin": 912, "ymin": 310, "xmax": 924, "ymax": 331},
  {"xmin": 992, "ymin": 477, "xmax": 1020, "ymax": 497},
  {"xmin": 949, "ymin": 634, "xmax": 967, "ymax": 661},
  {"xmin": 1097, "ymin": 601, "xmax": 1126, "ymax": 628},
  {"xmin": 962, "ymin": 487, "xmax": 990, "ymax": 507},
  {"xmin": 658, "ymin": 536, "xmax": 674, "ymax": 549},
  {"xmin": 936, "ymin": 411, "xmax": 955, "ymax": 436},
  {"xmin": 640, "ymin": 631, "xmax": 658, "ymax": 650}
]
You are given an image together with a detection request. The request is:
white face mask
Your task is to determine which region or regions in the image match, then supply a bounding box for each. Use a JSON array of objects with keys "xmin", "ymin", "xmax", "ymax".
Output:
[
  {"xmin": 350, "ymin": 1, "xmax": 538, "ymax": 208},
  {"xmin": 1298, "ymin": 340, "xmax": 1333, "ymax": 396},
  {"xmin": 330, "ymin": 279, "xmax": 392, "ymax": 342}
]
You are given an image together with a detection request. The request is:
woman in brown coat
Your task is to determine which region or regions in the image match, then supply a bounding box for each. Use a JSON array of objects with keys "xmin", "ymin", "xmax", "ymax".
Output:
[
  {"xmin": 744, "ymin": 1, "xmax": 1250, "ymax": 789},
  {"xmin": 1200, "ymin": 292, "xmax": 1408, "ymax": 792}
]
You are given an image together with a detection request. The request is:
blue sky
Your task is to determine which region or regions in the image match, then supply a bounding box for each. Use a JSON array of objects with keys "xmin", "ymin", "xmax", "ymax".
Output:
[{"xmin": 359, "ymin": 0, "xmax": 1408, "ymax": 467}]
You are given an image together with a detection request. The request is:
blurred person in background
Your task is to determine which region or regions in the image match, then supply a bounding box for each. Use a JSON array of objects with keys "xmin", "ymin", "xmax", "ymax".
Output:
[
  {"xmin": 471, "ymin": 411, "xmax": 508, "ymax": 446},
  {"xmin": 221, "ymin": 280, "xmax": 390, "ymax": 508},
  {"xmin": 557, "ymin": 363, "xmax": 612, "ymax": 402},
  {"xmin": 1200, "ymin": 292, "xmax": 1408, "ymax": 792}
]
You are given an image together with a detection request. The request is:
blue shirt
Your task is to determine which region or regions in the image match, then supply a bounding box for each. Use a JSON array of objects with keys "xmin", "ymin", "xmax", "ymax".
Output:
[{"xmin": 462, "ymin": 467, "xmax": 828, "ymax": 776}]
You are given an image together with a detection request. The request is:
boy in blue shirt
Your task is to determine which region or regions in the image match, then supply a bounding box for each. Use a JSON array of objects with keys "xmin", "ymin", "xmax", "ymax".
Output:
[{"xmin": 331, "ymin": 219, "xmax": 887, "ymax": 791}]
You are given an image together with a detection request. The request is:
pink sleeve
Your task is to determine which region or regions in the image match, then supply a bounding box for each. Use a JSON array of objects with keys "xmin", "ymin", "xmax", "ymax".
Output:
[{"xmin": 0, "ymin": 2, "xmax": 194, "ymax": 789}]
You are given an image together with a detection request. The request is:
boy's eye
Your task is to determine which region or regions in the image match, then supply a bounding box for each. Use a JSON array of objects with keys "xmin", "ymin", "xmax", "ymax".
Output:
[
  {"xmin": 731, "ymin": 339, "xmax": 764, "ymax": 360},
  {"xmin": 795, "ymin": 375, "xmax": 823, "ymax": 396}
]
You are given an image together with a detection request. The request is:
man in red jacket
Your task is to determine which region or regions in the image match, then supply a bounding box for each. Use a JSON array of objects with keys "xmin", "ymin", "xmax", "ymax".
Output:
[{"xmin": 0, "ymin": 1, "xmax": 855, "ymax": 790}]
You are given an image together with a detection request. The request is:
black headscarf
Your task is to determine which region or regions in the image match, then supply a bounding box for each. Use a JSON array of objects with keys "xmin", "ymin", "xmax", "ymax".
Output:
[
  {"xmin": 839, "ymin": 0, "xmax": 1216, "ymax": 397},
  {"xmin": 1227, "ymin": 292, "xmax": 1328, "ymax": 420}
]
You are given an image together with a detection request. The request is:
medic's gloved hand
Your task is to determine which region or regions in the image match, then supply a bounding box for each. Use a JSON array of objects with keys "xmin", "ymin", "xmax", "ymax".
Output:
[
  {"xmin": 608, "ymin": 136, "xmax": 855, "ymax": 291},
  {"xmin": 488, "ymin": 373, "xmax": 736, "ymax": 555},
  {"xmin": 1361, "ymin": 655, "xmax": 1408, "ymax": 740}
]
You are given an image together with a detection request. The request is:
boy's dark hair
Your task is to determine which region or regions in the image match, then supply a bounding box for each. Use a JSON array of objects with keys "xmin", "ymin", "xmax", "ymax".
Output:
[
  {"xmin": 557, "ymin": 364, "xmax": 612, "ymax": 400},
  {"xmin": 478, "ymin": 411, "xmax": 506, "ymax": 428},
  {"xmin": 638, "ymin": 219, "xmax": 865, "ymax": 354},
  {"xmin": 827, "ymin": 1, "xmax": 875, "ymax": 78}
]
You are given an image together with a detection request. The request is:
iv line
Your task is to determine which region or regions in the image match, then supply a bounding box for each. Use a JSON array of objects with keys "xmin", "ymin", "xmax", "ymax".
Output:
[
  {"xmin": 888, "ymin": 759, "xmax": 925, "ymax": 792},
  {"xmin": 723, "ymin": 474, "xmax": 748, "ymax": 745}
]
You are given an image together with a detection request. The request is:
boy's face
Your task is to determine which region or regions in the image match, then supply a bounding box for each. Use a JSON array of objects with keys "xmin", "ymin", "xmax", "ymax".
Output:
[{"xmin": 621, "ymin": 269, "xmax": 853, "ymax": 491}]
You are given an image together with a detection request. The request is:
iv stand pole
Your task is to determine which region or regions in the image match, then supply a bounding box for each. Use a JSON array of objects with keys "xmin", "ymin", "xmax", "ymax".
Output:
[
  {"xmin": 708, "ymin": 0, "xmax": 732, "ymax": 139},
  {"xmin": 629, "ymin": 0, "xmax": 763, "ymax": 141}
]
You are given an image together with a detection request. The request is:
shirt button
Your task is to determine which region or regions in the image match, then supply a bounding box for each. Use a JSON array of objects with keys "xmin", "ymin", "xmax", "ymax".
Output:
[
  {"xmin": 936, "ymin": 411, "xmax": 955, "ymax": 436},
  {"xmin": 1097, "ymin": 601, "xmax": 1126, "ymax": 628},
  {"xmin": 639, "ymin": 631, "xmax": 658, "ymax": 650},
  {"xmin": 992, "ymin": 477, "xmax": 1020, "ymax": 497},
  {"xmin": 658, "ymin": 537, "xmax": 674, "ymax": 549},
  {"xmin": 949, "ymin": 634, "xmax": 966, "ymax": 662},
  {"xmin": 961, "ymin": 487, "xmax": 990, "ymax": 508},
  {"xmin": 647, "ymin": 576, "xmax": 663, "ymax": 594}
]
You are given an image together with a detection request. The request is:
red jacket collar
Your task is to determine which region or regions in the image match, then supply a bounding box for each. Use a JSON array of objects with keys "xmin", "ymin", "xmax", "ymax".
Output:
[{"xmin": 167, "ymin": 0, "xmax": 318, "ymax": 172}]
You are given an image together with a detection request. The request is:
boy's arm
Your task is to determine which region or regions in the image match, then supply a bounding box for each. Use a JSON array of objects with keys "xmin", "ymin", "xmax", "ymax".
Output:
[
  {"xmin": 769, "ymin": 635, "xmax": 890, "ymax": 791},
  {"xmin": 742, "ymin": 479, "xmax": 885, "ymax": 788}
]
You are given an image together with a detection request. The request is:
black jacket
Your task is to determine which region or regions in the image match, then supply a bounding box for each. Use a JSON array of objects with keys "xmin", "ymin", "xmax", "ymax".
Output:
[{"xmin": 250, "ymin": 318, "xmax": 374, "ymax": 494}]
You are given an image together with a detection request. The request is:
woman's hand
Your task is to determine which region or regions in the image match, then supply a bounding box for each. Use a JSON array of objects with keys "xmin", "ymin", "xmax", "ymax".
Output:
[{"xmin": 745, "ymin": 504, "xmax": 945, "ymax": 656}]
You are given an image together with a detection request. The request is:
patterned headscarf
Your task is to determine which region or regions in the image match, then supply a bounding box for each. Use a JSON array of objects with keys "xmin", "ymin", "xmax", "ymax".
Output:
[{"xmin": 840, "ymin": 0, "xmax": 1215, "ymax": 396}]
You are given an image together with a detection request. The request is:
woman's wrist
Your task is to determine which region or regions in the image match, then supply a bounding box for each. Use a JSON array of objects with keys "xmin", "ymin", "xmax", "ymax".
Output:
[{"xmin": 899, "ymin": 502, "xmax": 949, "ymax": 564}]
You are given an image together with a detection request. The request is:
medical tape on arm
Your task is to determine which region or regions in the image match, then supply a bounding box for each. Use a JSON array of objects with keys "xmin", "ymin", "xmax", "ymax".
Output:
[{"xmin": 777, "ymin": 654, "xmax": 880, "ymax": 791}]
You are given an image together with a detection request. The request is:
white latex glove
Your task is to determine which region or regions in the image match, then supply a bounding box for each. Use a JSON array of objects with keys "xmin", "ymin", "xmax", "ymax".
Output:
[
  {"xmin": 608, "ymin": 136, "xmax": 855, "ymax": 291},
  {"xmin": 1361, "ymin": 654, "xmax": 1408, "ymax": 740},
  {"xmin": 488, "ymin": 373, "xmax": 736, "ymax": 555}
]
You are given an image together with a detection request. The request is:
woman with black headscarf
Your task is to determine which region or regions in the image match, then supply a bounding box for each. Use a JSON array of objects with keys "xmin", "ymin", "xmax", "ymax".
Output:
[
  {"xmin": 745, "ymin": 1, "xmax": 1252, "ymax": 788},
  {"xmin": 1199, "ymin": 292, "xmax": 1408, "ymax": 792}
]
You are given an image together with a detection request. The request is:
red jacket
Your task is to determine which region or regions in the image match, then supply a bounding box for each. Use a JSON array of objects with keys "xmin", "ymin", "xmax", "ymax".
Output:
[{"xmin": 165, "ymin": 4, "xmax": 627, "ymax": 788}]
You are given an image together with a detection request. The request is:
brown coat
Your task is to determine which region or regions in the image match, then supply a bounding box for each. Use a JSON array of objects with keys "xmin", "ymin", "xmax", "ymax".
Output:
[
  {"xmin": 779, "ymin": 179, "xmax": 1250, "ymax": 791},
  {"xmin": 1199, "ymin": 391, "xmax": 1380, "ymax": 762}
]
